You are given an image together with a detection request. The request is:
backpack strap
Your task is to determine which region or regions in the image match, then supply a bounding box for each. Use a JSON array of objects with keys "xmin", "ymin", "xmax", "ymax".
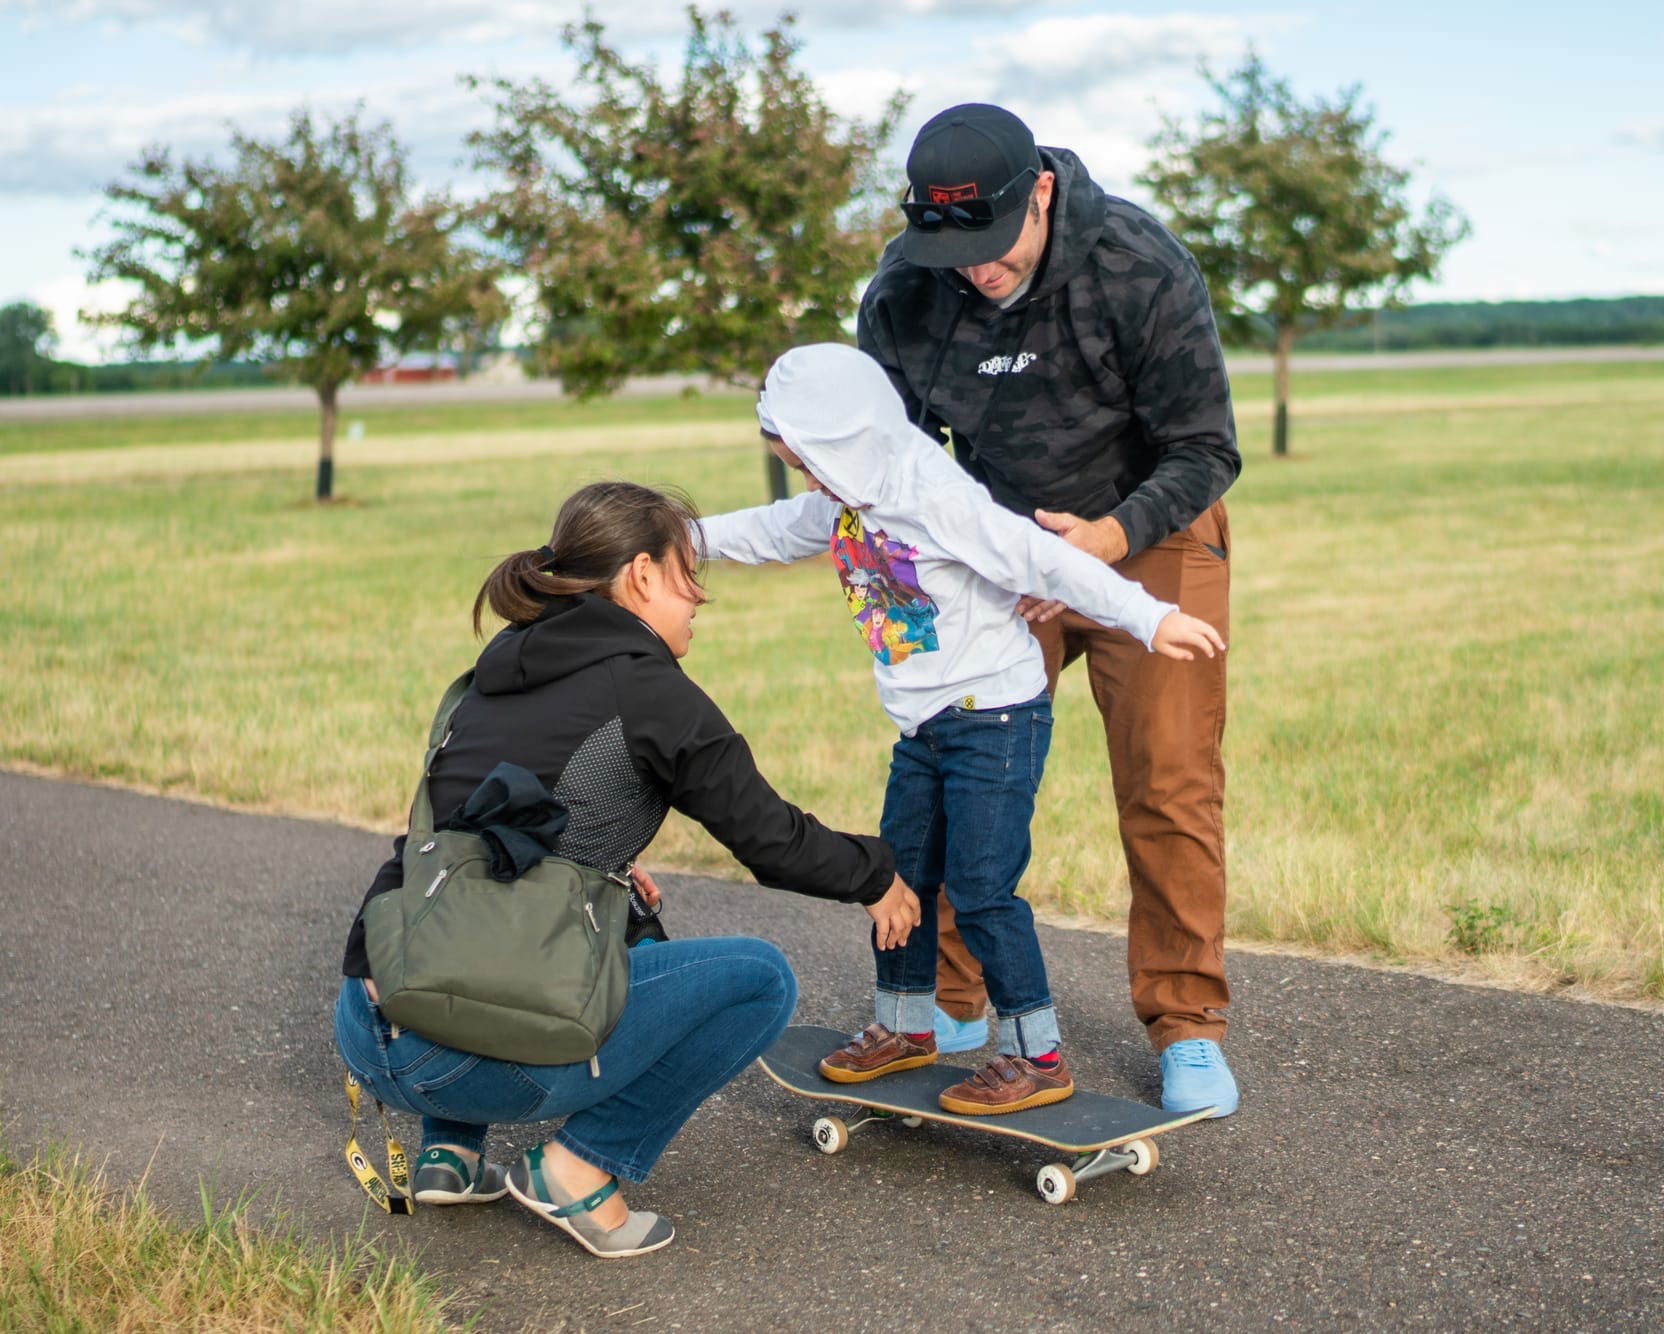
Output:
[
  {"xmin": 408, "ymin": 670, "xmax": 477, "ymax": 840},
  {"xmin": 344, "ymin": 671, "xmax": 476, "ymax": 1215}
]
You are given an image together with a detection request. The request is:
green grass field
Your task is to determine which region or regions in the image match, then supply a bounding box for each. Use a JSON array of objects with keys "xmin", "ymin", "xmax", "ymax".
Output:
[
  {"xmin": 3, "ymin": 359, "xmax": 1661, "ymax": 1000},
  {"xmin": 0, "ymin": 1144, "xmax": 452, "ymax": 1330}
]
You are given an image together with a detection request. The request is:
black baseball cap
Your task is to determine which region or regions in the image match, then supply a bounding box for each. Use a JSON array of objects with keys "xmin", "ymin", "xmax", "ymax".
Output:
[{"xmin": 901, "ymin": 103, "xmax": 1042, "ymax": 269}]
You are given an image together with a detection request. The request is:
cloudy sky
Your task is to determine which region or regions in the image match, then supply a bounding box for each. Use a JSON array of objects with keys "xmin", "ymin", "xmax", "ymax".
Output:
[{"xmin": 3, "ymin": 0, "xmax": 1660, "ymax": 360}]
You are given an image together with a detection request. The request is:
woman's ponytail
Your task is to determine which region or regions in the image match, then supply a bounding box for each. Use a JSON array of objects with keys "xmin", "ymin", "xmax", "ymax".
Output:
[
  {"xmin": 472, "ymin": 547, "xmax": 558, "ymax": 636},
  {"xmin": 471, "ymin": 481, "xmax": 705, "ymax": 637}
]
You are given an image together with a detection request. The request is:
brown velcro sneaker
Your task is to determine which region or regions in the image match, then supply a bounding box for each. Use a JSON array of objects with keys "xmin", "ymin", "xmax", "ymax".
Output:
[
  {"xmin": 818, "ymin": 1023, "xmax": 938, "ymax": 1084},
  {"xmin": 937, "ymin": 1053, "xmax": 1074, "ymax": 1115}
]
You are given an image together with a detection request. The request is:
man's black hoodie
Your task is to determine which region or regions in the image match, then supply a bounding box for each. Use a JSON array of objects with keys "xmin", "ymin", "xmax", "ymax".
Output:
[
  {"xmin": 858, "ymin": 146, "xmax": 1240, "ymax": 558},
  {"xmin": 343, "ymin": 593, "xmax": 894, "ymax": 976}
]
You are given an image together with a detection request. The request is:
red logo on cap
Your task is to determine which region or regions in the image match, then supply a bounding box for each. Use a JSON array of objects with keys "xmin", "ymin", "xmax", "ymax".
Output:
[{"xmin": 928, "ymin": 182, "xmax": 979, "ymax": 204}]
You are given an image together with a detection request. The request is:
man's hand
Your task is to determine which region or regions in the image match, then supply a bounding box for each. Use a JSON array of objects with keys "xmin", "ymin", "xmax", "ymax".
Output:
[
  {"xmin": 1151, "ymin": 611, "xmax": 1227, "ymax": 661},
  {"xmin": 1035, "ymin": 509, "xmax": 1129, "ymax": 564},
  {"xmin": 866, "ymin": 874, "xmax": 922, "ymax": 950},
  {"xmin": 1017, "ymin": 510, "xmax": 1131, "ymax": 623},
  {"xmin": 1016, "ymin": 594, "xmax": 1067, "ymax": 624},
  {"xmin": 630, "ymin": 864, "xmax": 663, "ymax": 909}
]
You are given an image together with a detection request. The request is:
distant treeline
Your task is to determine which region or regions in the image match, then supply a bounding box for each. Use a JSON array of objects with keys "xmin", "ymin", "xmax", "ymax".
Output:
[
  {"xmin": 1281, "ymin": 296, "xmax": 1664, "ymax": 352},
  {"xmin": 21, "ymin": 359, "xmax": 278, "ymax": 394}
]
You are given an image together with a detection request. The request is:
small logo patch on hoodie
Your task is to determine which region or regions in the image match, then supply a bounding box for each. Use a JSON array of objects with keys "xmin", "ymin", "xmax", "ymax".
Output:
[{"xmin": 977, "ymin": 351, "xmax": 1037, "ymax": 376}]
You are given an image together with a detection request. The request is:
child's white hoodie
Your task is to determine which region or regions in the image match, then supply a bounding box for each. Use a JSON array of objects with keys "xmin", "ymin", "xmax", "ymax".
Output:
[{"xmin": 698, "ymin": 343, "xmax": 1176, "ymax": 735}]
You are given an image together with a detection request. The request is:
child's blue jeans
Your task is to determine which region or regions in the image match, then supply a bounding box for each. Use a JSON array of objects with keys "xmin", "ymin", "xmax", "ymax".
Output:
[
  {"xmin": 334, "ymin": 935, "xmax": 797, "ymax": 1182},
  {"xmin": 874, "ymin": 693, "xmax": 1060, "ymax": 1057}
]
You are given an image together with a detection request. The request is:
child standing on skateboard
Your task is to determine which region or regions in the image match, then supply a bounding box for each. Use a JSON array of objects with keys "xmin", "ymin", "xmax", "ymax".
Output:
[{"xmin": 699, "ymin": 344, "xmax": 1224, "ymax": 1113}]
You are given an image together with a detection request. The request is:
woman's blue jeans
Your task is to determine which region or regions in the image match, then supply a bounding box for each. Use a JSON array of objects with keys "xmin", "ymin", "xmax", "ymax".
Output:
[
  {"xmin": 874, "ymin": 694, "xmax": 1060, "ymax": 1057},
  {"xmin": 334, "ymin": 936, "xmax": 797, "ymax": 1183}
]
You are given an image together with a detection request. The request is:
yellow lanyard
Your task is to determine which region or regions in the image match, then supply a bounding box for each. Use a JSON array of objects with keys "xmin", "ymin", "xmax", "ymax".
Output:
[{"xmin": 343, "ymin": 1072, "xmax": 414, "ymax": 1214}]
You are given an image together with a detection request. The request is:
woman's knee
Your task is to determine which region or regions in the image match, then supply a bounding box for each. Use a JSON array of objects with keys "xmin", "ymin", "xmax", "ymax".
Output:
[{"xmin": 734, "ymin": 937, "xmax": 797, "ymax": 1015}]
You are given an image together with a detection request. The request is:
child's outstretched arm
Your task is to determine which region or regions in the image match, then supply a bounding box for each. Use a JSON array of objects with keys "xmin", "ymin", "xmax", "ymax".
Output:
[
  {"xmin": 696, "ymin": 491, "xmax": 842, "ymax": 566},
  {"xmin": 923, "ymin": 475, "xmax": 1223, "ymax": 656}
]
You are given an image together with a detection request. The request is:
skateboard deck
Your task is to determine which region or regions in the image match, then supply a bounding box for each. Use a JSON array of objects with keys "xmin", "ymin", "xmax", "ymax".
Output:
[{"xmin": 758, "ymin": 1025, "xmax": 1214, "ymax": 1204}]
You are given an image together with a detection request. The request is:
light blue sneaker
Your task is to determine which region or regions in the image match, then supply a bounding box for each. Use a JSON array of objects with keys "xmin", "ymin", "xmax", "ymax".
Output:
[
  {"xmin": 1159, "ymin": 1039, "xmax": 1239, "ymax": 1118},
  {"xmin": 933, "ymin": 1005, "xmax": 989, "ymax": 1054}
]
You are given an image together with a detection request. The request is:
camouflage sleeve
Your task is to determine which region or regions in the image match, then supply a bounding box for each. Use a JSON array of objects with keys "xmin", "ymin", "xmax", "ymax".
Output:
[
  {"xmin": 858, "ymin": 276, "xmax": 951, "ymax": 444},
  {"xmin": 1107, "ymin": 252, "xmax": 1241, "ymax": 556},
  {"xmin": 856, "ymin": 287, "xmax": 913, "ymax": 408}
]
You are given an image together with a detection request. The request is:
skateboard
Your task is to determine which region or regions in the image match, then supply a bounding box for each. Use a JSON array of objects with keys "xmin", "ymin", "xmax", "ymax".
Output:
[{"xmin": 758, "ymin": 1024, "xmax": 1214, "ymax": 1205}]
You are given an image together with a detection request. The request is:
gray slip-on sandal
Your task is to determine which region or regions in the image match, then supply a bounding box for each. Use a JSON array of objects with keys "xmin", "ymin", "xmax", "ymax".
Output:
[
  {"xmin": 505, "ymin": 1146, "xmax": 674, "ymax": 1258},
  {"xmin": 412, "ymin": 1146, "xmax": 510, "ymax": 1204}
]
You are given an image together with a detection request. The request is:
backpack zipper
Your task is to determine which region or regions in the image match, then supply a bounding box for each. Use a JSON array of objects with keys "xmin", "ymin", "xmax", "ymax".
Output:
[{"xmin": 424, "ymin": 867, "xmax": 448, "ymax": 898}]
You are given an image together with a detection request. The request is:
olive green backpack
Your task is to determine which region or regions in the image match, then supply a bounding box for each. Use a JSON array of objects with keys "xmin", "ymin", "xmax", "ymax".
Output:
[{"xmin": 362, "ymin": 671, "xmax": 632, "ymax": 1067}]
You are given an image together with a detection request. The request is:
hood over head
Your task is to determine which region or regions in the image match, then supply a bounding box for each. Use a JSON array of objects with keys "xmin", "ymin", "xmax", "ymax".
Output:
[
  {"xmin": 1029, "ymin": 146, "xmax": 1107, "ymax": 301},
  {"xmin": 759, "ymin": 343, "xmax": 949, "ymax": 511},
  {"xmin": 473, "ymin": 592, "xmax": 670, "ymax": 696}
]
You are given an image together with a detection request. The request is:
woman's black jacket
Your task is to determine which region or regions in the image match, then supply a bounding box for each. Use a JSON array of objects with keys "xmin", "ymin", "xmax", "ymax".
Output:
[{"xmin": 342, "ymin": 594, "xmax": 894, "ymax": 976}]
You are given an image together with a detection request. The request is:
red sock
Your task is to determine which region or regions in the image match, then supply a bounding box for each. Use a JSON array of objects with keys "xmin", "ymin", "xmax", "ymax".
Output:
[
  {"xmin": 905, "ymin": 1032, "xmax": 933, "ymax": 1044},
  {"xmin": 1028, "ymin": 1049, "xmax": 1060, "ymax": 1068}
]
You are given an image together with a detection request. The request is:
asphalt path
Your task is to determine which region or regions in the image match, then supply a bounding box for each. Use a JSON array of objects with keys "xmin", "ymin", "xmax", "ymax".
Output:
[{"xmin": 2, "ymin": 769, "xmax": 1660, "ymax": 1331}]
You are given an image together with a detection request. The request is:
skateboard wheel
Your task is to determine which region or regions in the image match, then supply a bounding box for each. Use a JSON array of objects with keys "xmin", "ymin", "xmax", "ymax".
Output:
[
  {"xmin": 1125, "ymin": 1137, "xmax": 1160, "ymax": 1175},
  {"xmin": 901, "ymin": 1116, "xmax": 923, "ymax": 1128},
  {"xmin": 1037, "ymin": 1163, "xmax": 1076, "ymax": 1205},
  {"xmin": 812, "ymin": 1116, "xmax": 849, "ymax": 1155}
]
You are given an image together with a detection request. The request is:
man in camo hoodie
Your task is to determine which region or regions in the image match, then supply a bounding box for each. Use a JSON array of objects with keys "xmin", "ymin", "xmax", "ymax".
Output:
[{"xmin": 858, "ymin": 102, "xmax": 1242, "ymax": 1116}]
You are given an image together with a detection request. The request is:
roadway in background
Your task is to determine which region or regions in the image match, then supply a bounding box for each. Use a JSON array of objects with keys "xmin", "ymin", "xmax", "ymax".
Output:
[{"xmin": 3, "ymin": 345, "xmax": 1661, "ymax": 422}]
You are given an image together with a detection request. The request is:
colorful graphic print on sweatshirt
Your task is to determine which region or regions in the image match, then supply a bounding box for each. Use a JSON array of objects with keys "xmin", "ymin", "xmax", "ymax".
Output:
[{"xmin": 830, "ymin": 507, "xmax": 940, "ymax": 666}]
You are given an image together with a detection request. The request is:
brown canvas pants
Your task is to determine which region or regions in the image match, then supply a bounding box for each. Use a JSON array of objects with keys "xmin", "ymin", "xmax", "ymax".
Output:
[{"xmin": 935, "ymin": 500, "xmax": 1231, "ymax": 1051}]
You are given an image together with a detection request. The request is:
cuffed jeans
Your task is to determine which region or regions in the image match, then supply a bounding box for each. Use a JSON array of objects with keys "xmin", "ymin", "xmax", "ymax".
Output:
[
  {"xmin": 875, "ymin": 693, "xmax": 1060, "ymax": 1058},
  {"xmin": 935, "ymin": 501, "xmax": 1233, "ymax": 1050},
  {"xmin": 333, "ymin": 936, "xmax": 797, "ymax": 1183}
]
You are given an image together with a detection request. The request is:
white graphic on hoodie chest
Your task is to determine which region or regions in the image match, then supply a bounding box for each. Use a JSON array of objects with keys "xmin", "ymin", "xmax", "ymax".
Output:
[{"xmin": 977, "ymin": 351, "xmax": 1037, "ymax": 376}]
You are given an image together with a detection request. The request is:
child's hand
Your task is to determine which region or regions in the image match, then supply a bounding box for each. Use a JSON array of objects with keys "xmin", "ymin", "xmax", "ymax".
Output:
[
  {"xmin": 1151, "ymin": 611, "xmax": 1227, "ymax": 661},
  {"xmin": 630, "ymin": 864, "xmax": 663, "ymax": 909},
  {"xmin": 866, "ymin": 875, "xmax": 922, "ymax": 950}
]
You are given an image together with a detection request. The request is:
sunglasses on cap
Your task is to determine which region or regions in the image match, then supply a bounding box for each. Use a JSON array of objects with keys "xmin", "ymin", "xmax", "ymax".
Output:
[{"xmin": 900, "ymin": 167, "xmax": 1038, "ymax": 232}]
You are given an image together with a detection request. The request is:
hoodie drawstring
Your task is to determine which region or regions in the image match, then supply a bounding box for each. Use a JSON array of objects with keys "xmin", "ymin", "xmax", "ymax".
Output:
[{"xmin": 914, "ymin": 288, "xmax": 968, "ymax": 433}]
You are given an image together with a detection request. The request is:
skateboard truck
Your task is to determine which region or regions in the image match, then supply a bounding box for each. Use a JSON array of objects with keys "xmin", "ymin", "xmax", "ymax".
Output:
[
  {"xmin": 809, "ymin": 1108, "xmax": 1161, "ymax": 1205},
  {"xmin": 1034, "ymin": 1137, "xmax": 1159, "ymax": 1205}
]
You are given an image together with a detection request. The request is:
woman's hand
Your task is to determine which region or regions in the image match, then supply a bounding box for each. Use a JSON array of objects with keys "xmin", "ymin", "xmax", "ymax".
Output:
[
  {"xmin": 630, "ymin": 864, "xmax": 663, "ymax": 909},
  {"xmin": 1151, "ymin": 610, "xmax": 1227, "ymax": 661},
  {"xmin": 866, "ymin": 874, "xmax": 922, "ymax": 950}
]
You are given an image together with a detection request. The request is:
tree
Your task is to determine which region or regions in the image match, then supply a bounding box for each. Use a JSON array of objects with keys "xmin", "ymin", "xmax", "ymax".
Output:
[
  {"xmin": 84, "ymin": 110, "xmax": 504, "ymax": 500},
  {"xmin": 470, "ymin": 7, "xmax": 906, "ymax": 498},
  {"xmin": 1138, "ymin": 54, "xmax": 1469, "ymax": 455},
  {"xmin": 0, "ymin": 301, "xmax": 57, "ymax": 395}
]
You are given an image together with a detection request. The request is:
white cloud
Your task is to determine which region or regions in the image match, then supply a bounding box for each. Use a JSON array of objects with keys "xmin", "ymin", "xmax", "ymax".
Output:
[
  {"xmin": 983, "ymin": 11, "xmax": 1257, "ymax": 95},
  {"xmin": 4, "ymin": 0, "xmax": 1028, "ymax": 54},
  {"xmin": 10, "ymin": 0, "xmax": 581, "ymax": 53},
  {"xmin": 812, "ymin": 65, "xmax": 917, "ymax": 127},
  {"xmin": 0, "ymin": 90, "xmax": 299, "ymax": 195},
  {"xmin": 29, "ymin": 271, "xmax": 133, "ymax": 363},
  {"xmin": 855, "ymin": 13, "xmax": 1265, "ymax": 191},
  {"xmin": 1614, "ymin": 120, "xmax": 1664, "ymax": 152},
  {"xmin": 0, "ymin": 73, "xmax": 496, "ymax": 196}
]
